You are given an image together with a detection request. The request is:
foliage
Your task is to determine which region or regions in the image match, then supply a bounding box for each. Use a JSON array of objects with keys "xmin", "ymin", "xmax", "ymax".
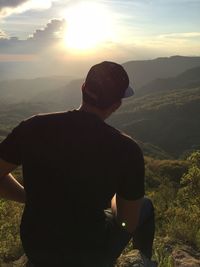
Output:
[
  {"xmin": 166, "ymin": 151, "xmax": 200, "ymax": 249},
  {"xmin": 0, "ymin": 168, "xmax": 23, "ymax": 263},
  {"xmin": 150, "ymin": 151, "xmax": 200, "ymax": 253},
  {"xmin": 144, "ymin": 156, "xmax": 188, "ymax": 189},
  {"xmin": 110, "ymin": 86, "xmax": 200, "ymax": 158},
  {"xmin": 0, "ymin": 200, "xmax": 23, "ymax": 262},
  {"xmin": 154, "ymin": 237, "xmax": 174, "ymax": 267}
]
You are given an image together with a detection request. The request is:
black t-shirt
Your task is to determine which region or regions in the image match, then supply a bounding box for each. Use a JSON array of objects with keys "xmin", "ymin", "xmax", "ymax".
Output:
[{"xmin": 0, "ymin": 110, "xmax": 144, "ymax": 260}]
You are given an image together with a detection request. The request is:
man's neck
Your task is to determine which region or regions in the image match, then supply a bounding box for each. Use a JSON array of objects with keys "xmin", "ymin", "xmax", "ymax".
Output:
[{"xmin": 78, "ymin": 103, "xmax": 107, "ymax": 121}]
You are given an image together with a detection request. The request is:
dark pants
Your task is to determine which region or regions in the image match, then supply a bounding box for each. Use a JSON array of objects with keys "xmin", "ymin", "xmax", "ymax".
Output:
[
  {"xmin": 105, "ymin": 197, "xmax": 155, "ymax": 266},
  {"xmin": 26, "ymin": 198, "xmax": 155, "ymax": 267}
]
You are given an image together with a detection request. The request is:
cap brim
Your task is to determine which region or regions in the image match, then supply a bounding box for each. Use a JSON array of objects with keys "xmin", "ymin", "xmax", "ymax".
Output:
[{"xmin": 123, "ymin": 85, "xmax": 134, "ymax": 98}]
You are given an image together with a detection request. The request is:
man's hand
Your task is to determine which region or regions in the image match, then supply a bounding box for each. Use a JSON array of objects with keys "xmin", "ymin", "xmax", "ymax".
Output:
[
  {"xmin": 111, "ymin": 194, "xmax": 143, "ymax": 233},
  {"xmin": 0, "ymin": 158, "xmax": 25, "ymax": 203}
]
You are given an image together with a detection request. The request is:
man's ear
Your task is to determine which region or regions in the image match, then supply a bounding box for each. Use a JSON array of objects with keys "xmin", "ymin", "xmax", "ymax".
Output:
[{"xmin": 81, "ymin": 83, "xmax": 85, "ymax": 91}]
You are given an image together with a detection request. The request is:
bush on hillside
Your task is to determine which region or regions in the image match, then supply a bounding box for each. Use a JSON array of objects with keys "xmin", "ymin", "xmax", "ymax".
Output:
[{"xmin": 167, "ymin": 152, "xmax": 200, "ymax": 249}]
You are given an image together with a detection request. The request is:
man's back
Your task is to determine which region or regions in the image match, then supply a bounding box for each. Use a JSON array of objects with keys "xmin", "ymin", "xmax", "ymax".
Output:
[{"xmin": 13, "ymin": 110, "xmax": 144, "ymax": 264}]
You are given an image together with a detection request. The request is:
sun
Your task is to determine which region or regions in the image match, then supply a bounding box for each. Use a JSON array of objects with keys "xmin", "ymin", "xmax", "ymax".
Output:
[{"xmin": 63, "ymin": 2, "xmax": 114, "ymax": 51}]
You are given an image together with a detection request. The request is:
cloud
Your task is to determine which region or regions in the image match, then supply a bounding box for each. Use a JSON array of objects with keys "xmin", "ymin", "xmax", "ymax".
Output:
[
  {"xmin": 158, "ymin": 32, "xmax": 200, "ymax": 39},
  {"xmin": 0, "ymin": 0, "xmax": 28, "ymax": 9},
  {"xmin": 30, "ymin": 19, "xmax": 66, "ymax": 40},
  {"xmin": 132, "ymin": 31, "xmax": 200, "ymax": 58},
  {"xmin": 0, "ymin": 29, "xmax": 7, "ymax": 38},
  {"xmin": 0, "ymin": 0, "xmax": 28, "ymax": 16},
  {"xmin": 0, "ymin": 0, "xmax": 60, "ymax": 17},
  {"xmin": 0, "ymin": 19, "xmax": 66, "ymax": 57}
]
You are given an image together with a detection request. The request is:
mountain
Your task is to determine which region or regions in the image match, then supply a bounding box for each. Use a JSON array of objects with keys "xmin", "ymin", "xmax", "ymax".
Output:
[
  {"xmin": 109, "ymin": 66, "xmax": 200, "ymax": 158},
  {"xmin": 31, "ymin": 78, "xmax": 83, "ymax": 110},
  {"xmin": 1, "ymin": 55, "xmax": 200, "ymax": 90},
  {"xmin": 0, "ymin": 78, "xmax": 83, "ymax": 140},
  {"xmin": 0, "ymin": 76, "xmax": 73, "ymax": 104},
  {"xmin": 137, "ymin": 66, "xmax": 200, "ymax": 96},
  {"xmin": 122, "ymin": 55, "xmax": 200, "ymax": 89},
  {"xmin": 1, "ymin": 56, "xmax": 200, "ymax": 107}
]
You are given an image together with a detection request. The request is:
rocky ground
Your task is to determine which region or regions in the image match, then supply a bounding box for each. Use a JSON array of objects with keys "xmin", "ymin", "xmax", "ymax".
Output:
[
  {"xmin": 171, "ymin": 246, "xmax": 200, "ymax": 267},
  {"xmin": 1, "ymin": 246, "xmax": 200, "ymax": 267},
  {"xmin": 115, "ymin": 250, "xmax": 145, "ymax": 267}
]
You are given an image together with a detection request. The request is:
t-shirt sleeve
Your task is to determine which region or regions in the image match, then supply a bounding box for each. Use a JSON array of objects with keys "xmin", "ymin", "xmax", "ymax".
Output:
[
  {"xmin": 0, "ymin": 122, "xmax": 24, "ymax": 165},
  {"xmin": 117, "ymin": 140, "xmax": 145, "ymax": 200}
]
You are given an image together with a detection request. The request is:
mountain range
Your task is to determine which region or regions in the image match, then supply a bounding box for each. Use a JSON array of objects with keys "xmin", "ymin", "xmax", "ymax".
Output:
[
  {"xmin": 138, "ymin": 66, "xmax": 200, "ymax": 96},
  {"xmin": 110, "ymin": 66, "xmax": 200, "ymax": 158},
  {"xmin": 0, "ymin": 55, "xmax": 200, "ymax": 158}
]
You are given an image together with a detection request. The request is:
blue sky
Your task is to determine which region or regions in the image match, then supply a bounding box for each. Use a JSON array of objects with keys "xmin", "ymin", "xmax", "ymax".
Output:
[{"xmin": 0, "ymin": 0, "xmax": 199, "ymax": 77}]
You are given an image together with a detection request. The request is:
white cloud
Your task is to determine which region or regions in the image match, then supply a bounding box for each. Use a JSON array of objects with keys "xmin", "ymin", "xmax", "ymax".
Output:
[
  {"xmin": 0, "ymin": 19, "xmax": 65, "ymax": 56},
  {"xmin": 29, "ymin": 19, "xmax": 65, "ymax": 40},
  {"xmin": 0, "ymin": 0, "xmax": 60, "ymax": 17},
  {"xmin": 158, "ymin": 32, "xmax": 200, "ymax": 39},
  {"xmin": 131, "ymin": 32, "xmax": 200, "ymax": 57},
  {"xmin": 0, "ymin": 29, "xmax": 7, "ymax": 38}
]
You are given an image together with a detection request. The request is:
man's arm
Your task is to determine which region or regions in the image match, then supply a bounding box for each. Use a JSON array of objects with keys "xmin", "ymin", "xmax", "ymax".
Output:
[
  {"xmin": 111, "ymin": 194, "xmax": 143, "ymax": 233},
  {"xmin": 0, "ymin": 158, "xmax": 25, "ymax": 203}
]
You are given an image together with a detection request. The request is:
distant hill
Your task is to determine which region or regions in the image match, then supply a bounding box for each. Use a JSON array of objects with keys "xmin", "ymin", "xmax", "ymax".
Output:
[
  {"xmin": 1, "ymin": 56, "xmax": 200, "ymax": 107},
  {"xmin": 1, "ymin": 55, "xmax": 200, "ymax": 91},
  {"xmin": 31, "ymin": 78, "xmax": 83, "ymax": 110},
  {"xmin": 138, "ymin": 66, "xmax": 200, "ymax": 96},
  {"xmin": 0, "ymin": 76, "xmax": 73, "ymax": 104},
  {"xmin": 0, "ymin": 78, "xmax": 83, "ymax": 139},
  {"xmin": 122, "ymin": 55, "xmax": 200, "ymax": 89},
  {"xmin": 109, "ymin": 67, "xmax": 200, "ymax": 157}
]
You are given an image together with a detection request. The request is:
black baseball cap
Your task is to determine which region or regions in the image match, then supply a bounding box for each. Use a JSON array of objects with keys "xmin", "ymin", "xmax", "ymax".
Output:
[{"xmin": 82, "ymin": 61, "xmax": 134, "ymax": 108}]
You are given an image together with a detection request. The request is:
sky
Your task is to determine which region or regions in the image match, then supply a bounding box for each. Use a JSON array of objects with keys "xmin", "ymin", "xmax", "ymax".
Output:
[{"xmin": 0, "ymin": 0, "xmax": 200, "ymax": 78}]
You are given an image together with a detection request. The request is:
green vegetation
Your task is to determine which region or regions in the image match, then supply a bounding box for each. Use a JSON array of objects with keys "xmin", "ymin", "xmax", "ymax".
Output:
[
  {"xmin": 110, "ymin": 86, "xmax": 200, "ymax": 158},
  {"xmin": 147, "ymin": 151, "xmax": 200, "ymax": 266},
  {"xmin": 0, "ymin": 200, "xmax": 23, "ymax": 263},
  {"xmin": 0, "ymin": 168, "xmax": 23, "ymax": 264}
]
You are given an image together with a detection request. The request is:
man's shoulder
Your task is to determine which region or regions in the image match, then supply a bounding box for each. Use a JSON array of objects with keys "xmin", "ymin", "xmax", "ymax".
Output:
[
  {"xmin": 22, "ymin": 111, "xmax": 71, "ymax": 126},
  {"xmin": 107, "ymin": 124, "xmax": 138, "ymax": 144},
  {"xmin": 120, "ymin": 132, "xmax": 142, "ymax": 155}
]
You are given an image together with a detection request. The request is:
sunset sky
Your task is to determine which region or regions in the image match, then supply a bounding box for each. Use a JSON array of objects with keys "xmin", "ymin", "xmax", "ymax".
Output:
[{"xmin": 0, "ymin": 0, "xmax": 200, "ymax": 77}]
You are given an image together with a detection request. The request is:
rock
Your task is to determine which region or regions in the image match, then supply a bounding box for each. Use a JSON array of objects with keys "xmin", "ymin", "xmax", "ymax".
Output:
[
  {"xmin": 13, "ymin": 254, "xmax": 28, "ymax": 267},
  {"xmin": 1, "ymin": 255, "xmax": 28, "ymax": 267},
  {"xmin": 1, "ymin": 263, "xmax": 13, "ymax": 267},
  {"xmin": 115, "ymin": 250, "xmax": 144, "ymax": 267},
  {"xmin": 172, "ymin": 246, "xmax": 200, "ymax": 267}
]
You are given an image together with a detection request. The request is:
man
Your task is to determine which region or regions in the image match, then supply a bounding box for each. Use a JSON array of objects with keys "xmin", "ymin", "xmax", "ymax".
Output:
[{"xmin": 0, "ymin": 61, "xmax": 156, "ymax": 267}]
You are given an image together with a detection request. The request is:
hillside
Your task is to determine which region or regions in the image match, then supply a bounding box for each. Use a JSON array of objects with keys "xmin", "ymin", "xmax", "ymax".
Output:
[
  {"xmin": 122, "ymin": 55, "xmax": 200, "ymax": 89},
  {"xmin": 138, "ymin": 66, "xmax": 200, "ymax": 96},
  {"xmin": 0, "ymin": 76, "xmax": 74, "ymax": 104},
  {"xmin": 109, "ymin": 67, "xmax": 200, "ymax": 158},
  {"xmin": 1, "ymin": 55, "xmax": 200, "ymax": 91},
  {"xmin": 1, "ymin": 56, "xmax": 200, "ymax": 107},
  {"xmin": 31, "ymin": 78, "xmax": 83, "ymax": 109}
]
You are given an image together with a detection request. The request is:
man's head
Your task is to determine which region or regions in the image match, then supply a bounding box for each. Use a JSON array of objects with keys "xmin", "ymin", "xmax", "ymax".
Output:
[{"xmin": 82, "ymin": 61, "xmax": 134, "ymax": 110}]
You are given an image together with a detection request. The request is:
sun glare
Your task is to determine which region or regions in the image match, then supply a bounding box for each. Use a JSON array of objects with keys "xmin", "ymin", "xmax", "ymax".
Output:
[{"xmin": 63, "ymin": 2, "xmax": 114, "ymax": 51}]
